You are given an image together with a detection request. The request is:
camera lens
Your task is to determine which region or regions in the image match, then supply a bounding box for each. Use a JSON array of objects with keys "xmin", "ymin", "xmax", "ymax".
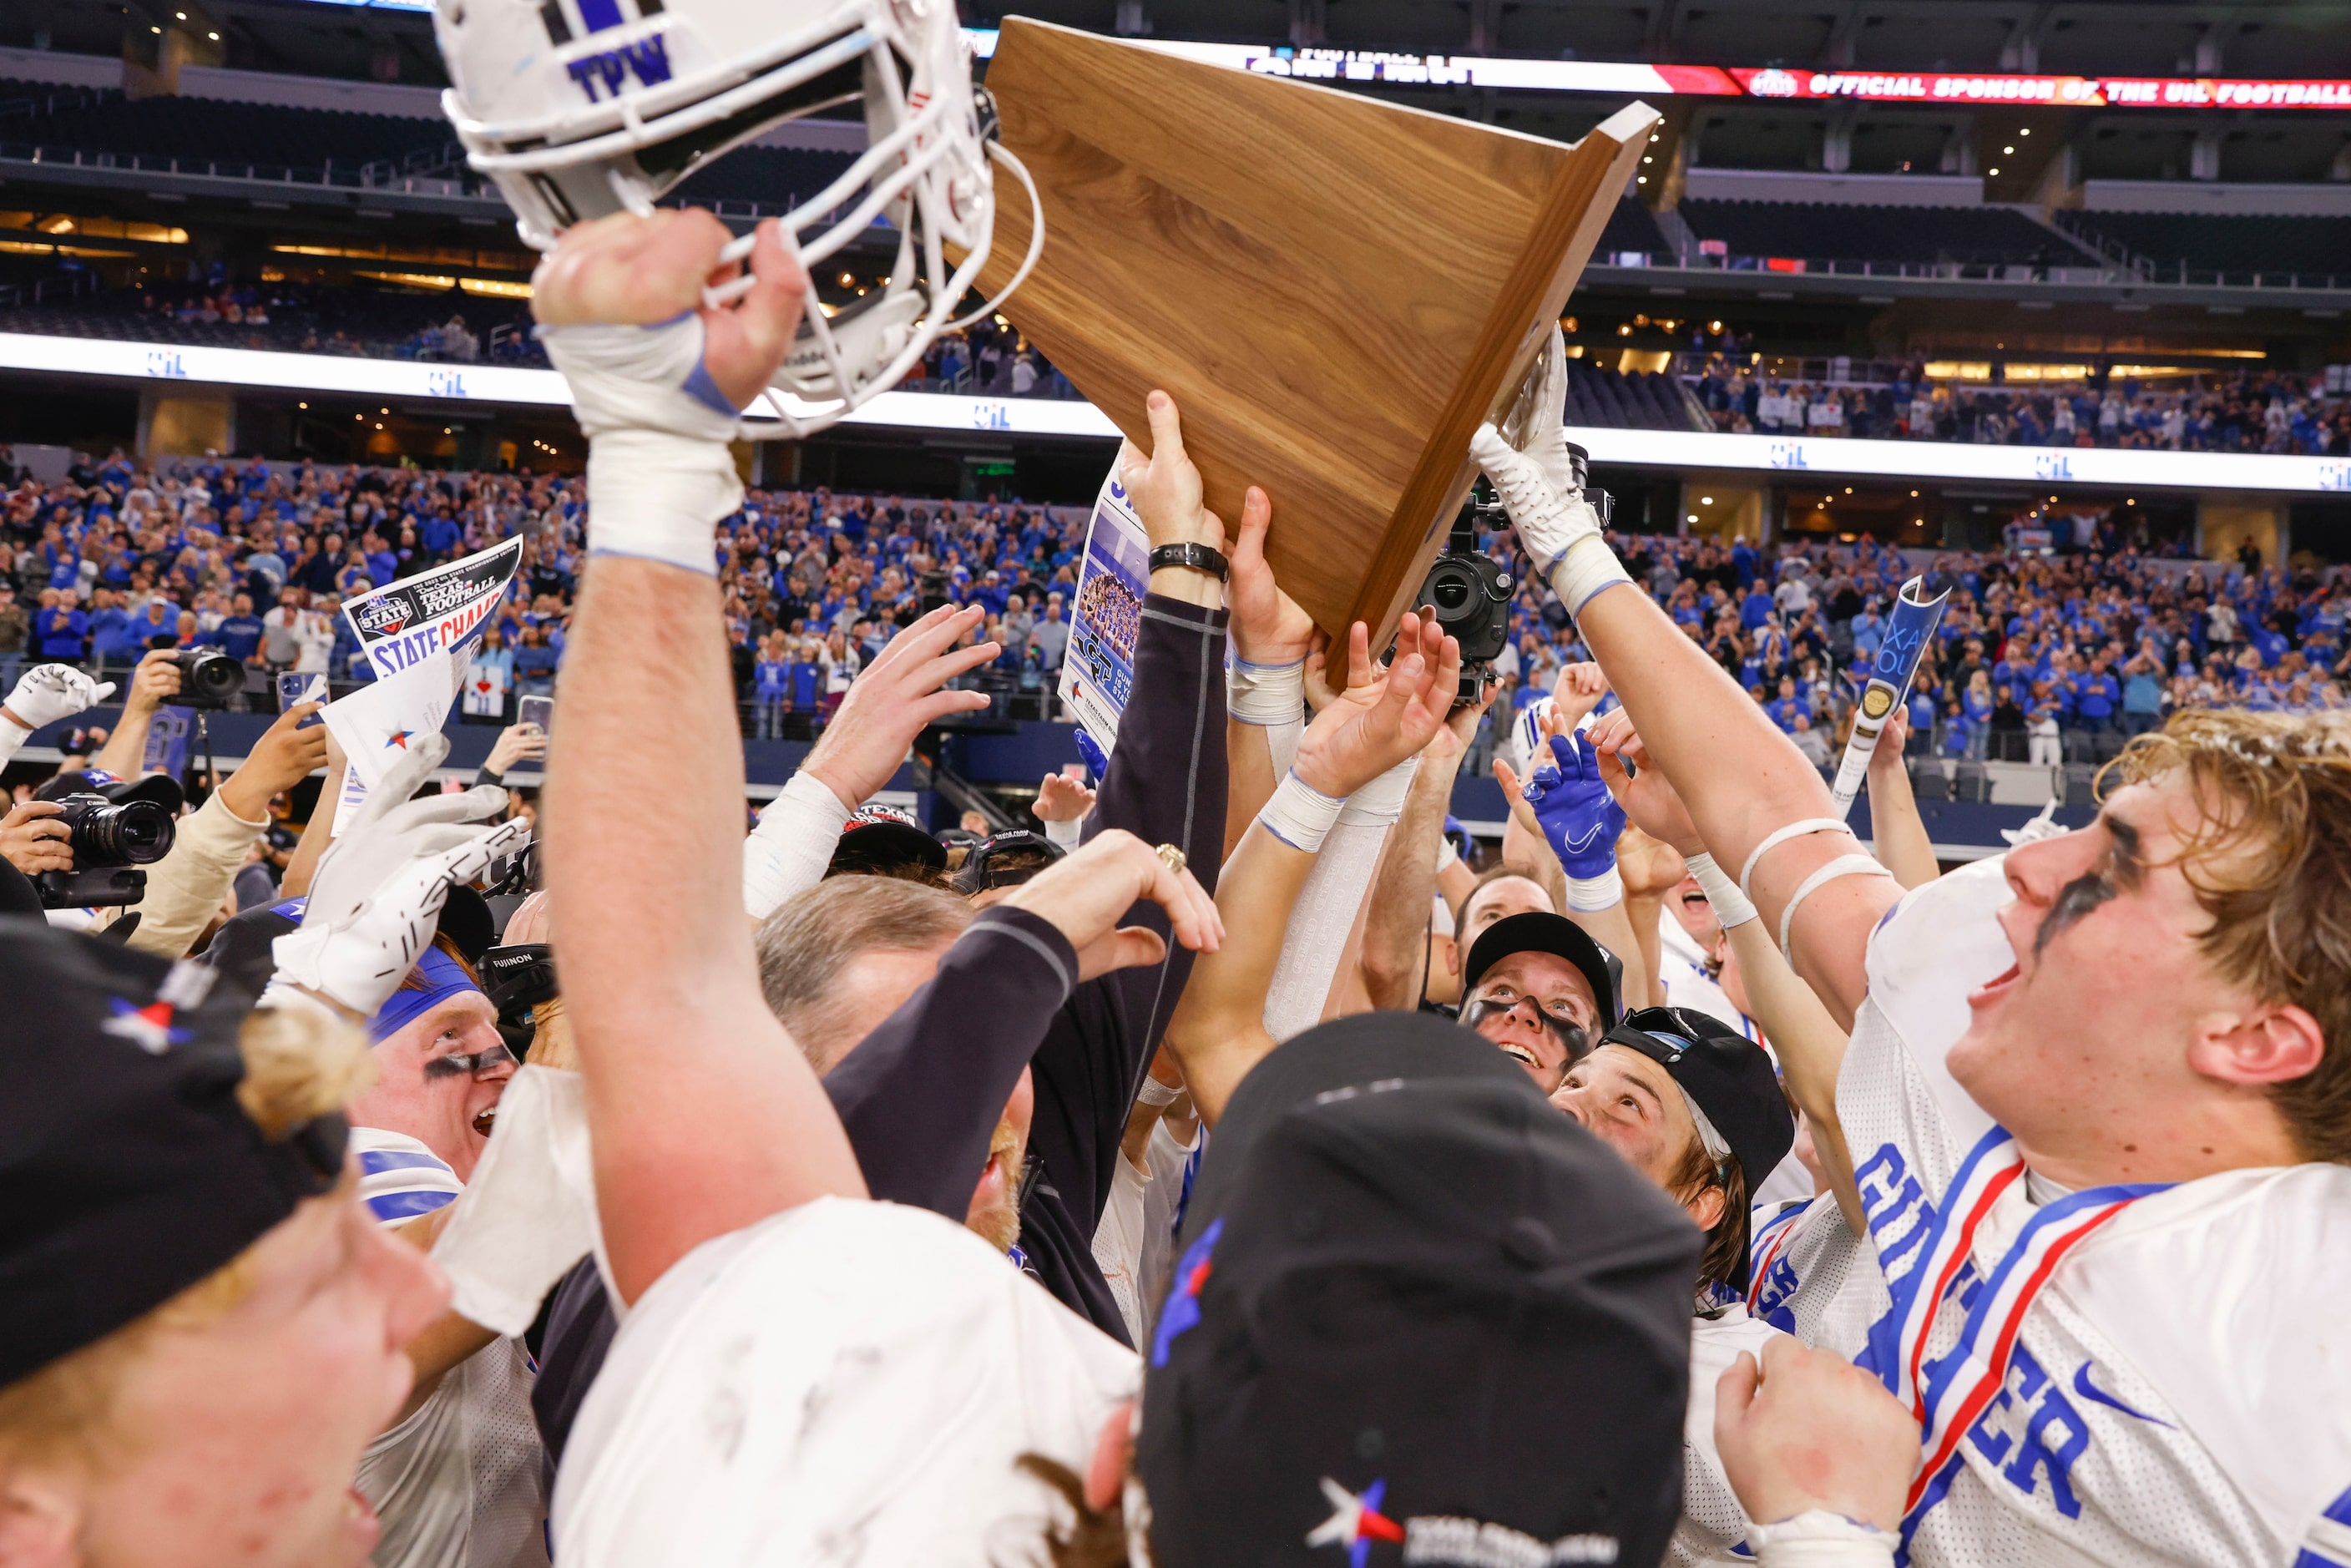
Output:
[
  {"xmin": 70, "ymin": 798, "xmax": 175, "ymax": 866},
  {"xmin": 1431, "ymin": 572, "xmax": 1471, "ymax": 613},
  {"xmin": 188, "ymin": 650, "xmax": 243, "ymax": 706}
]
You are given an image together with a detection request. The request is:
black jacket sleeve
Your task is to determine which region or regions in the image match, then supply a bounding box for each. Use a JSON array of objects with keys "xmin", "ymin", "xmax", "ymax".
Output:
[
  {"xmin": 820, "ymin": 904, "xmax": 1077, "ymax": 1218},
  {"xmin": 1029, "ymin": 594, "xmax": 1228, "ymax": 1251}
]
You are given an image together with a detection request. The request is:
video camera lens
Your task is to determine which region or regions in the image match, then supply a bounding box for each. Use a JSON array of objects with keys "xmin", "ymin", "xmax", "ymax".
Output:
[
  {"xmin": 53, "ymin": 792, "xmax": 176, "ymax": 867},
  {"xmin": 172, "ymin": 647, "xmax": 245, "ymax": 710}
]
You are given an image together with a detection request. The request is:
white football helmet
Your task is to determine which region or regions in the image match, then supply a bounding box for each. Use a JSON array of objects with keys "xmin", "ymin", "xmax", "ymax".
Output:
[{"xmin": 434, "ymin": 0, "xmax": 1041, "ymax": 434}]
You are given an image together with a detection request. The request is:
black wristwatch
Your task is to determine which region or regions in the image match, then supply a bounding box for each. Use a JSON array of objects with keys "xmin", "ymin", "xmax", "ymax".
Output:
[{"xmin": 1148, "ymin": 542, "xmax": 1231, "ymax": 580}]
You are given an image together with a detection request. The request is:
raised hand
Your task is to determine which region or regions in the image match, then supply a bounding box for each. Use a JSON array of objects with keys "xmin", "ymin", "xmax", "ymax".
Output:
[
  {"xmin": 1033, "ymin": 764, "xmax": 1096, "ymax": 824},
  {"xmin": 1550, "ymin": 660, "xmax": 1610, "ymax": 730},
  {"xmin": 3, "ymin": 664, "xmax": 116, "ymax": 732},
  {"xmin": 1292, "ymin": 612, "xmax": 1461, "ymax": 801},
  {"xmin": 1227, "ymin": 484, "xmax": 1314, "ymax": 667},
  {"xmin": 1518, "ymin": 731, "xmax": 1626, "ymax": 880},
  {"xmin": 1115, "ymin": 392, "xmax": 1225, "ymax": 554},
  {"xmin": 533, "ymin": 210, "xmax": 807, "ymax": 410},
  {"xmin": 1001, "ymin": 827, "xmax": 1224, "ymax": 982},
  {"xmin": 271, "ymin": 733, "xmax": 531, "ymax": 1019},
  {"xmin": 801, "ymin": 604, "xmax": 999, "ymax": 809},
  {"xmin": 1588, "ymin": 706, "xmax": 1704, "ymax": 856}
]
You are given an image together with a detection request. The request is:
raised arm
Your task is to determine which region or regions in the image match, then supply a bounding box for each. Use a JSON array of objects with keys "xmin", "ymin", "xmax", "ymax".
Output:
[
  {"xmin": 1357, "ymin": 700, "xmax": 1489, "ymax": 1010},
  {"xmin": 534, "ymin": 210, "xmax": 863, "ymax": 1306},
  {"xmin": 1862, "ymin": 711, "xmax": 1938, "ymax": 891},
  {"xmin": 1473, "ymin": 334, "xmax": 1899, "ymax": 1023},
  {"xmin": 1221, "ymin": 485, "xmax": 1315, "ymax": 859},
  {"xmin": 89, "ymin": 647, "xmax": 180, "ymax": 779},
  {"xmin": 1163, "ymin": 615, "xmax": 1459, "ymax": 1125},
  {"xmin": 1588, "ymin": 707, "xmax": 1862, "ymax": 1232}
]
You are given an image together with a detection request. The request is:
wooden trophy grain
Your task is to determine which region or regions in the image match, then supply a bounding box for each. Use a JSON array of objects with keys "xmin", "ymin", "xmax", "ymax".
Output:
[{"xmin": 967, "ymin": 18, "xmax": 1659, "ymax": 642}]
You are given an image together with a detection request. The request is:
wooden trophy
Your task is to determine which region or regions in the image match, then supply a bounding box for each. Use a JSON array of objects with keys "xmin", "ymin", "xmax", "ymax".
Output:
[{"xmin": 968, "ymin": 18, "xmax": 1658, "ymax": 642}]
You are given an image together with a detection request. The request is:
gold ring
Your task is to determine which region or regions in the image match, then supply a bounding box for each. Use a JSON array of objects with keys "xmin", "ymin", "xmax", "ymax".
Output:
[{"xmin": 1155, "ymin": 842, "xmax": 1188, "ymax": 876}]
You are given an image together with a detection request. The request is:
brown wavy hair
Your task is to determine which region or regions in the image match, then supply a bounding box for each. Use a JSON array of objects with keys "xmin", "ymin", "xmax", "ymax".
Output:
[{"xmin": 2107, "ymin": 707, "xmax": 2351, "ymax": 1164}]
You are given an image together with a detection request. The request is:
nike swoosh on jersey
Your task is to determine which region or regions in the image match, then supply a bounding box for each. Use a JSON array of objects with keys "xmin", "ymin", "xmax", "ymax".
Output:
[{"xmin": 2070, "ymin": 1362, "xmax": 2171, "ymax": 1428}]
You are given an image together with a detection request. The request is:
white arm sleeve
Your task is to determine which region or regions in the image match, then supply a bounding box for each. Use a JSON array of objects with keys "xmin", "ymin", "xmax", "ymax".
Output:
[
  {"xmin": 742, "ymin": 770, "xmax": 852, "ymax": 921},
  {"xmin": 0, "ymin": 721, "xmax": 28, "ymax": 773},
  {"xmin": 1260, "ymin": 756, "xmax": 1418, "ymax": 1041}
]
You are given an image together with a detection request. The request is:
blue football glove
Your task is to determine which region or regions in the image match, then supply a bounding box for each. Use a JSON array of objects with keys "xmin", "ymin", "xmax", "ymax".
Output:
[{"xmin": 1519, "ymin": 731, "xmax": 1626, "ymax": 882}]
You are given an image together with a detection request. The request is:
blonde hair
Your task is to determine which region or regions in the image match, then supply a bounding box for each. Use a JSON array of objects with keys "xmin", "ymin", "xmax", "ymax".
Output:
[
  {"xmin": 2109, "ymin": 708, "xmax": 2351, "ymax": 1163},
  {"xmin": 0, "ymin": 1001, "xmax": 373, "ymax": 1472}
]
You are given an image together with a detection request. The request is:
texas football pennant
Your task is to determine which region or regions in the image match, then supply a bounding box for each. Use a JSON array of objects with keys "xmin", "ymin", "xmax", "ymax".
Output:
[{"xmin": 1830, "ymin": 573, "xmax": 1950, "ymax": 819}]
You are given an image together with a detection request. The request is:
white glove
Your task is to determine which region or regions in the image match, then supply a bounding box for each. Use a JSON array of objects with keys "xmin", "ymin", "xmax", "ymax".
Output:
[
  {"xmin": 1469, "ymin": 327, "xmax": 1629, "ymax": 617},
  {"xmin": 541, "ymin": 315, "xmax": 744, "ymax": 575},
  {"xmin": 270, "ymin": 733, "xmax": 531, "ymax": 1019},
  {"xmin": 1498, "ymin": 326, "xmax": 1579, "ymax": 498},
  {"xmin": 4, "ymin": 664, "xmax": 116, "ymax": 731}
]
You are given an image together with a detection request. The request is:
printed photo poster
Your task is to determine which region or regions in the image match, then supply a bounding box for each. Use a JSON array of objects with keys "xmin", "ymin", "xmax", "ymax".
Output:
[{"xmin": 1057, "ymin": 465, "xmax": 1150, "ymax": 770}]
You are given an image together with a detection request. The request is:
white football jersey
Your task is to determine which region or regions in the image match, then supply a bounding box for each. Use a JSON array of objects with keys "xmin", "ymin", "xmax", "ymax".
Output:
[
  {"xmin": 1752, "ymin": 857, "xmax": 2351, "ymax": 1567},
  {"xmin": 554, "ymin": 1197, "xmax": 1136, "ymax": 1568},
  {"xmin": 1669, "ymin": 1305, "xmax": 1787, "ymax": 1567}
]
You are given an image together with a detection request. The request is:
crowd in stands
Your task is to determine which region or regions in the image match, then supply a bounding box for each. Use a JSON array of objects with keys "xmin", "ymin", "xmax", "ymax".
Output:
[
  {"xmin": 1479, "ymin": 518, "xmax": 2348, "ymax": 773},
  {"xmin": 0, "ymin": 446, "xmax": 1092, "ymax": 732},
  {"xmin": 1690, "ymin": 357, "xmax": 2351, "ymax": 456},
  {"xmin": 3, "ymin": 441, "xmax": 2343, "ymax": 780}
]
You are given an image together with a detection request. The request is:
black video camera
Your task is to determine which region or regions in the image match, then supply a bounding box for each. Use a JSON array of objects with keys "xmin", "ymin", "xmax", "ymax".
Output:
[
  {"xmin": 169, "ymin": 645, "xmax": 245, "ymax": 711},
  {"xmin": 1560, "ymin": 440, "xmax": 1615, "ymax": 531},
  {"xmin": 1413, "ymin": 481, "xmax": 1518, "ymax": 706},
  {"xmin": 35, "ymin": 791, "xmax": 177, "ymax": 908},
  {"xmin": 480, "ymin": 943, "xmax": 559, "ymax": 1027}
]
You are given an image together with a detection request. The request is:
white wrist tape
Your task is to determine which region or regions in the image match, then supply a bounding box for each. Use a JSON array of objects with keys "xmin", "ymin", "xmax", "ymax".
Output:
[
  {"xmin": 1737, "ymin": 817, "xmax": 1855, "ymax": 905},
  {"xmin": 1562, "ymin": 867, "xmax": 1625, "ymax": 913},
  {"xmin": 1436, "ymin": 834, "xmax": 1462, "ymax": 872},
  {"xmin": 741, "ymin": 769, "xmax": 852, "ymax": 921},
  {"xmin": 1227, "ymin": 655, "xmax": 1306, "ymax": 726},
  {"xmin": 1548, "ymin": 529, "xmax": 1634, "ymax": 617},
  {"xmin": 1337, "ymin": 754, "xmax": 1418, "ymax": 827},
  {"xmin": 542, "ymin": 316, "xmax": 744, "ymax": 575},
  {"xmin": 1135, "ymin": 1074, "xmax": 1182, "ymax": 1108},
  {"xmin": 1043, "ymin": 814, "xmax": 1084, "ymax": 848},
  {"xmin": 1778, "ymin": 853, "xmax": 1897, "ymax": 963},
  {"xmin": 0, "ymin": 721, "xmax": 28, "ymax": 773},
  {"xmin": 1256, "ymin": 770, "xmax": 1345, "ymax": 855},
  {"xmin": 1747, "ymin": 1511, "xmax": 1899, "ymax": 1568},
  {"xmin": 1686, "ymin": 850, "xmax": 1757, "ymax": 928}
]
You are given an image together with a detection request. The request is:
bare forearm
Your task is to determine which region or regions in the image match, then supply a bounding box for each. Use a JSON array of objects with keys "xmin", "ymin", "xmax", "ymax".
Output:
[
  {"xmin": 1163, "ymin": 821, "xmax": 1314, "ymax": 1124},
  {"xmin": 548, "ymin": 558, "xmax": 862, "ymax": 1303},
  {"xmin": 1866, "ymin": 766, "xmax": 1939, "ymax": 890},
  {"xmin": 1224, "ymin": 718, "xmax": 1274, "ymax": 862},
  {"xmin": 281, "ymin": 761, "xmax": 344, "ymax": 899},
  {"xmin": 90, "ymin": 705, "xmax": 153, "ymax": 780},
  {"xmin": 1579, "ymin": 586, "xmax": 1892, "ymax": 1014},
  {"xmin": 1566, "ymin": 898, "xmax": 1649, "ymax": 1015},
  {"xmin": 1625, "ymin": 892, "xmax": 1666, "ymax": 1012},
  {"xmin": 1360, "ymin": 756, "xmax": 1451, "ymax": 1009},
  {"xmin": 1722, "ymin": 916, "xmax": 1863, "ymax": 1234}
]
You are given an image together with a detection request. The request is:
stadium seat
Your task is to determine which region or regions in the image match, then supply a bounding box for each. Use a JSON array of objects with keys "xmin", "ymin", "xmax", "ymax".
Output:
[
  {"xmin": 1909, "ymin": 761, "xmax": 1952, "ymax": 802},
  {"xmin": 2063, "ymin": 764, "xmax": 2100, "ymax": 807},
  {"xmin": 2060, "ymin": 211, "xmax": 2351, "ymax": 281},
  {"xmin": 1951, "ymin": 760, "xmax": 1990, "ymax": 803},
  {"xmin": 1678, "ymin": 200, "xmax": 2067, "ymax": 270},
  {"xmin": 2060, "ymin": 729, "xmax": 2096, "ymax": 765}
]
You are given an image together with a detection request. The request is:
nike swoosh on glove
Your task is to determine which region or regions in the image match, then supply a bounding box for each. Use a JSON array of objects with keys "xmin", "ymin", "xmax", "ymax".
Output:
[
  {"xmin": 270, "ymin": 733, "xmax": 532, "ymax": 1019},
  {"xmin": 1519, "ymin": 731, "xmax": 1627, "ymax": 883},
  {"xmin": 6, "ymin": 664, "xmax": 116, "ymax": 730}
]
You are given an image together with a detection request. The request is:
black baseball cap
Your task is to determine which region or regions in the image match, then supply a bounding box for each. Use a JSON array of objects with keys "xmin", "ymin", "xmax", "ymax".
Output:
[
  {"xmin": 36, "ymin": 766, "xmax": 184, "ymax": 815},
  {"xmin": 1138, "ymin": 1012, "xmax": 1697, "ymax": 1568},
  {"xmin": 0, "ymin": 926, "xmax": 346, "ymax": 1388},
  {"xmin": 1602, "ymin": 1006, "xmax": 1796, "ymax": 1289},
  {"xmin": 827, "ymin": 804, "xmax": 947, "ymax": 876},
  {"xmin": 1461, "ymin": 911, "xmax": 1620, "ymax": 1028}
]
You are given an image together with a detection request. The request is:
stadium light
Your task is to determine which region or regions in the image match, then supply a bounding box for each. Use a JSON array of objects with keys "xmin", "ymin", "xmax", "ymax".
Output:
[{"xmin": 1988, "ymin": 167, "xmax": 2001, "ymax": 175}]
